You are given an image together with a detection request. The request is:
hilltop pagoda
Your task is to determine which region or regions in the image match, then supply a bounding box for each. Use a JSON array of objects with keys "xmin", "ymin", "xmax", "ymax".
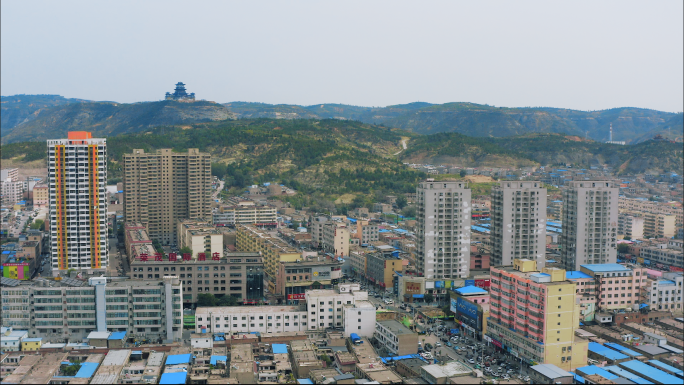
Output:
[{"xmin": 165, "ymin": 82, "xmax": 196, "ymax": 101}]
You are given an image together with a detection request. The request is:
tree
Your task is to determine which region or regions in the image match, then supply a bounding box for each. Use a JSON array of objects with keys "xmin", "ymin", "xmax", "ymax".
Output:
[
  {"xmin": 197, "ymin": 293, "xmax": 218, "ymax": 307},
  {"xmin": 617, "ymin": 243, "xmax": 630, "ymax": 254},
  {"xmin": 402, "ymin": 205, "xmax": 416, "ymax": 218},
  {"xmin": 622, "ymin": 236, "xmax": 631, "ymax": 241},
  {"xmin": 179, "ymin": 246, "xmax": 193, "ymax": 258},
  {"xmin": 460, "ymin": 170, "xmax": 467, "ymax": 178},
  {"xmin": 424, "ymin": 293, "xmax": 434, "ymax": 303},
  {"xmin": 30, "ymin": 219, "xmax": 44, "ymax": 231},
  {"xmin": 396, "ymin": 195, "xmax": 407, "ymax": 209},
  {"xmin": 321, "ymin": 353, "xmax": 332, "ymax": 366},
  {"xmin": 62, "ymin": 362, "xmax": 82, "ymax": 376}
]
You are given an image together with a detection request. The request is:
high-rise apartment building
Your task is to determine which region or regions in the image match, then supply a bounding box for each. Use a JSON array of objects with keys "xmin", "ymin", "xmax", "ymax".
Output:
[
  {"xmin": 490, "ymin": 181, "xmax": 547, "ymax": 268},
  {"xmin": 47, "ymin": 131, "xmax": 108, "ymax": 275},
  {"xmin": 123, "ymin": 148, "xmax": 211, "ymax": 245},
  {"xmin": 416, "ymin": 180, "xmax": 471, "ymax": 279},
  {"xmin": 561, "ymin": 181, "xmax": 618, "ymax": 271},
  {"xmin": 487, "ymin": 259, "xmax": 588, "ymax": 371}
]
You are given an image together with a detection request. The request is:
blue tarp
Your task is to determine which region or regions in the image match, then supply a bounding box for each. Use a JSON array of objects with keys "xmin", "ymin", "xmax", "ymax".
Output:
[
  {"xmin": 640, "ymin": 303, "xmax": 649, "ymax": 309},
  {"xmin": 297, "ymin": 380, "xmax": 314, "ymax": 384},
  {"xmin": 108, "ymin": 331, "xmax": 126, "ymax": 340},
  {"xmin": 75, "ymin": 362, "xmax": 99, "ymax": 378},
  {"xmin": 350, "ymin": 333, "xmax": 361, "ymax": 342},
  {"xmin": 210, "ymin": 355, "xmax": 227, "ymax": 365},
  {"xmin": 603, "ymin": 342, "xmax": 643, "ymax": 358},
  {"xmin": 160, "ymin": 372, "xmax": 187, "ymax": 384},
  {"xmin": 272, "ymin": 344, "xmax": 288, "ymax": 354},
  {"xmin": 380, "ymin": 354, "xmax": 426, "ymax": 364},
  {"xmin": 574, "ymin": 374, "xmax": 586, "ymax": 384},
  {"xmin": 165, "ymin": 353, "xmax": 192, "ymax": 365}
]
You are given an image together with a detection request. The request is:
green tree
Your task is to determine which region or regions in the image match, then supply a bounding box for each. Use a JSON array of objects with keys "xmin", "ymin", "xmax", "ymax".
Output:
[
  {"xmin": 402, "ymin": 205, "xmax": 416, "ymax": 218},
  {"xmin": 622, "ymin": 236, "xmax": 631, "ymax": 241},
  {"xmin": 460, "ymin": 170, "xmax": 467, "ymax": 177},
  {"xmin": 424, "ymin": 293, "xmax": 434, "ymax": 303},
  {"xmin": 396, "ymin": 195, "xmax": 408, "ymax": 209},
  {"xmin": 617, "ymin": 243, "xmax": 630, "ymax": 254},
  {"xmin": 30, "ymin": 219, "xmax": 44, "ymax": 231},
  {"xmin": 321, "ymin": 353, "xmax": 332, "ymax": 366},
  {"xmin": 62, "ymin": 361, "xmax": 82, "ymax": 376},
  {"xmin": 180, "ymin": 246, "xmax": 193, "ymax": 258},
  {"xmin": 197, "ymin": 293, "xmax": 218, "ymax": 307}
]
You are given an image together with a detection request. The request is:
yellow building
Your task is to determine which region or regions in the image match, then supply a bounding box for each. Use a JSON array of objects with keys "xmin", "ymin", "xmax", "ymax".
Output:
[
  {"xmin": 488, "ymin": 259, "xmax": 588, "ymax": 371},
  {"xmin": 236, "ymin": 224, "xmax": 301, "ymax": 292},
  {"xmin": 21, "ymin": 337, "xmax": 42, "ymax": 351}
]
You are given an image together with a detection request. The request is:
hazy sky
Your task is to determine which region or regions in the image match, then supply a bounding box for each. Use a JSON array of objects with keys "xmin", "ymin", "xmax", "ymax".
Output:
[{"xmin": 2, "ymin": 1, "xmax": 682, "ymax": 111}]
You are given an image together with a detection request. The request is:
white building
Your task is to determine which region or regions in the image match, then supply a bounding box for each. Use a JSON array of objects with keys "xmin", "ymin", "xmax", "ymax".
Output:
[
  {"xmin": 561, "ymin": 181, "xmax": 618, "ymax": 271},
  {"xmin": 1, "ymin": 168, "xmax": 19, "ymax": 182},
  {"xmin": 213, "ymin": 202, "xmax": 277, "ymax": 225},
  {"xmin": 618, "ymin": 213, "xmax": 645, "ymax": 240},
  {"xmin": 195, "ymin": 306, "xmax": 308, "ymax": 334},
  {"xmin": 491, "ymin": 181, "xmax": 547, "ymax": 268},
  {"xmin": 305, "ymin": 284, "xmax": 368, "ymax": 331},
  {"xmin": 373, "ymin": 319, "xmax": 419, "ymax": 356},
  {"xmin": 1, "ymin": 178, "xmax": 24, "ymax": 206},
  {"xmin": 310, "ymin": 216, "xmax": 329, "ymax": 249},
  {"xmin": 648, "ymin": 272, "xmax": 683, "ymax": 312},
  {"xmin": 0, "ymin": 328, "xmax": 28, "ymax": 352},
  {"xmin": 416, "ymin": 180, "xmax": 472, "ymax": 279},
  {"xmin": 343, "ymin": 300, "xmax": 376, "ymax": 337},
  {"xmin": 47, "ymin": 131, "xmax": 108, "ymax": 275}
]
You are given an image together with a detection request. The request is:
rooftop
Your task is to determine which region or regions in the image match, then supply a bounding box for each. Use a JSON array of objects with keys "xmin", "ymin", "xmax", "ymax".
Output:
[
  {"xmin": 619, "ymin": 360, "xmax": 681, "ymax": 384},
  {"xmin": 196, "ymin": 305, "xmax": 303, "ymax": 315},
  {"xmin": 377, "ymin": 319, "xmax": 415, "ymax": 336},
  {"xmin": 567, "ymin": 271, "xmax": 593, "ymax": 280},
  {"xmin": 531, "ymin": 363, "xmax": 573, "ymax": 379},
  {"xmin": 421, "ymin": 361, "xmax": 472, "ymax": 378},
  {"xmin": 581, "ymin": 264, "xmax": 631, "ymax": 273},
  {"xmin": 454, "ymin": 286, "xmax": 488, "ymax": 295}
]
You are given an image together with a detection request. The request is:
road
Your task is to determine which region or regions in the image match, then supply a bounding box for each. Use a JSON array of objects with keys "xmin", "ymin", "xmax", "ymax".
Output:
[
  {"xmin": 212, "ymin": 179, "xmax": 225, "ymax": 202},
  {"xmin": 392, "ymin": 138, "xmax": 409, "ymax": 155}
]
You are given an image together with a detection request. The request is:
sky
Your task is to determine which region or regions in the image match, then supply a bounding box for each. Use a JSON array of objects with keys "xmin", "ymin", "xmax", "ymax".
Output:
[{"xmin": 2, "ymin": 1, "xmax": 682, "ymax": 112}]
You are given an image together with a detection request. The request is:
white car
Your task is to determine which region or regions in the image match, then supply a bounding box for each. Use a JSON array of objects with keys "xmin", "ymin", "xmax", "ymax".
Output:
[{"xmin": 435, "ymin": 342, "xmax": 441, "ymax": 347}]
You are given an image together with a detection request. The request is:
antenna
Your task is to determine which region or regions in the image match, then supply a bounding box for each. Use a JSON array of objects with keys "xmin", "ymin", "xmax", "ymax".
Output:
[{"xmin": 610, "ymin": 123, "xmax": 613, "ymax": 142}]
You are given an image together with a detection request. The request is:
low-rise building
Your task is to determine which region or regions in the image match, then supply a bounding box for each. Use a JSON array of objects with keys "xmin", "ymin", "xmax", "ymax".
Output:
[
  {"xmin": 32, "ymin": 184, "xmax": 49, "ymax": 208},
  {"xmin": 647, "ymin": 272, "xmax": 683, "ymax": 312},
  {"xmin": 450, "ymin": 285, "xmax": 490, "ymax": 339},
  {"xmin": 0, "ymin": 328, "xmax": 27, "ymax": 351},
  {"xmin": 213, "ymin": 201, "xmax": 277, "ymax": 226},
  {"xmin": 579, "ymin": 263, "xmax": 649, "ymax": 312},
  {"xmin": 177, "ymin": 218, "xmax": 224, "ymax": 258},
  {"xmin": 322, "ymin": 222, "xmax": 350, "ymax": 257},
  {"xmin": 529, "ymin": 363, "xmax": 574, "ymax": 384},
  {"xmin": 353, "ymin": 220, "xmax": 379, "ymax": 245},
  {"xmin": 130, "ymin": 252, "xmax": 263, "ymax": 307},
  {"xmin": 374, "ymin": 319, "xmax": 418, "ymax": 356},
  {"xmin": 366, "ymin": 252, "xmax": 406, "ymax": 290},
  {"xmin": 276, "ymin": 255, "xmax": 343, "ymax": 304},
  {"xmin": 195, "ymin": 305, "xmax": 308, "ymax": 334},
  {"xmin": 420, "ymin": 361, "xmax": 472, "ymax": 384},
  {"xmin": 305, "ymin": 284, "xmax": 374, "ymax": 334}
]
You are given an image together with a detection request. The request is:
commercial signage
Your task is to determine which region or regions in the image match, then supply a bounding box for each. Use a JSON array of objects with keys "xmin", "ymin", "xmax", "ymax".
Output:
[
  {"xmin": 450, "ymin": 298, "xmax": 458, "ymax": 314},
  {"xmin": 457, "ymin": 297, "xmax": 478, "ymax": 320},
  {"xmin": 670, "ymin": 266, "xmax": 684, "ymax": 272},
  {"xmin": 311, "ymin": 266, "xmax": 331, "ymax": 279},
  {"xmin": 465, "ymin": 279, "xmax": 475, "ymax": 287},
  {"xmin": 287, "ymin": 293, "xmax": 305, "ymax": 300},
  {"xmin": 474, "ymin": 279, "xmax": 490, "ymax": 289},
  {"xmin": 492, "ymin": 339, "xmax": 502, "ymax": 348},
  {"xmin": 2, "ymin": 263, "xmax": 30, "ymax": 280},
  {"xmin": 405, "ymin": 282, "xmax": 421, "ymax": 294}
]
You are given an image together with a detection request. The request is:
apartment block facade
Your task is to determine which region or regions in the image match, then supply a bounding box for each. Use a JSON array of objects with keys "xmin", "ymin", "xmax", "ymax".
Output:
[
  {"xmin": 416, "ymin": 180, "xmax": 472, "ymax": 279},
  {"xmin": 647, "ymin": 272, "xmax": 683, "ymax": 312},
  {"xmin": 213, "ymin": 202, "xmax": 277, "ymax": 226},
  {"xmin": 304, "ymin": 284, "xmax": 372, "ymax": 332},
  {"xmin": 618, "ymin": 214, "xmax": 645, "ymax": 240},
  {"xmin": 275, "ymin": 258, "xmax": 343, "ymax": 303},
  {"xmin": 310, "ymin": 216, "xmax": 328, "ymax": 249},
  {"xmin": 487, "ymin": 259, "xmax": 588, "ymax": 371},
  {"xmin": 374, "ymin": 320, "xmax": 418, "ymax": 356},
  {"xmin": 176, "ymin": 219, "xmax": 223, "ymax": 258},
  {"xmin": 130, "ymin": 252, "xmax": 263, "ymax": 307},
  {"xmin": 47, "ymin": 131, "xmax": 108, "ymax": 275},
  {"xmin": 491, "ymin": 181, "xmax": 547, "ymax": 268},
  {"xmin": 578, "ymin": 263, "xmax": 648, "ymax": 311},
  {"xmin": 561, "ymin": 181, "xmax": 618, "ymax": 271},
  {"xmin": 195, "ymin": 306, "xmax": 308, "ymax": 334},
  {"xmin": 322, "ymin": 222, "xmax": 349, "ymax": 257},
  {"xmin": 123, "ymin": 148, "xmax": 211, "ymax": 246},
  {"xmin": 0, "ymin": 276, "xmax": 182, "ymax": 342},
  {"xmin": 618, "ymin": 197, "xmax": 683, "ymax": 228},
  {"xmin": 353, "ymin": 220, "xmax": 379, "ymax": 245}
]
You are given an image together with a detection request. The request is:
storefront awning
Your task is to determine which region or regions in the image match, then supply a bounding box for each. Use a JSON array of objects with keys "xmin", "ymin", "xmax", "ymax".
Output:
[{"xmin": 413, "ymin": 294, "xmax": 424, "ymax": 298}]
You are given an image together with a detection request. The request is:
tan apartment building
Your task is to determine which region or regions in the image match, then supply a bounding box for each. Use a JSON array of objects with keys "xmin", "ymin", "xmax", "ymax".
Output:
[
  {"xmin": 177, "ymin": 218, "xmax": 224, "ymax": 258},
  {"xmin": 236, "ymin": 224, "xmax": 301, "ymax": 293},
  {"xmin": 213, "ymin": 201, "xmax": 277, "ymax": 226},
  {"xmin": 32, "ymin": 184, "xmax": 49, "ymax": 208},
  {"xmin": 322, "ymin": 222, "xmax": 350, "ymax": 257},
  {"xmin": 353, "ymin": 220, "xmax": 379, "ymax": 245},
  {"xmin": 123, "ymin": 148, "xmax": 211, "ymax": 246},
  {"xmin": 618, "ymin": 213, "xmax": 645, "ymax": 239},
  {"xmin": 643, "ymin": 213, "xmax": 676, "ymax": 239},
  {"xmin": 618, "ymin": 197, "xmax": 683, "ymax": 228}
]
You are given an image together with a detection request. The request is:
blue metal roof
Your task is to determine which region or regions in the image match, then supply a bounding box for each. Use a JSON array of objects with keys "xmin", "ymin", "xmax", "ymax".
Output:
[
  {"xmin": 658, "ymin": 280, "xmax": 676, "ymax": 285},
  {"xmin": 588, "ymin": 342, "xmax": 629, "ymax": 361},
  {"xmin": 581, "ymin": 264, "xmax": 630, "ymax": 272},
  {"xmin": 165, "ymin": 353, "xmax": 192, "ymax": 365},
  {"xmin": 566, "ymin": 271, "xmax": 592, "ymax": 279},
  {"xmin": 297, "ymin": 380, "xmax": 314, "ymax": 384},
  {"xmin": 22, "ymin": 338, "xmax": 43, "ymax": 342},
  {"xmin": 619, "ymin": 360, "xmax": 681, "ymax": 384},
  {"xmin": 603, "ymin": 366, "xmax": 653, "ymax": 384},
  {"xmin": 75, "ymin": 362, "xmax": 99, "ymax": 378},
  {"xmin": 454, "ymin": 286, "xmax": 487, "ymax": 295},
  {"xmin": 160, "ymin": 372, "xmax": 187, "ymax": 384},
  {"xmin": 576, "ymin": 365, "xmax": 619, "ymax": 380},
  {"xmin": 108, "ymin": 331, "xmax": 126, "ymax": 340},
  {"xmin": 603, "ymin": 342, "xmax": 643, "ymax": 358},
  {"xmin": 347, "ymin": 217, "xmax": 357, "ymax": 223},
  {"xmin": 272, "ymin": 344, "xmax": 288, "ymax": 354},
  {"xmin": 471, "ymin": 225, "xmax": 490, "ymax": 233},
  {"xmin": 210, "ymin": 355, "xmax": 227, "ymax": 365},
  {"xmin": 647, "ymin": 360, "xmax": 683, "ymax": 375}
]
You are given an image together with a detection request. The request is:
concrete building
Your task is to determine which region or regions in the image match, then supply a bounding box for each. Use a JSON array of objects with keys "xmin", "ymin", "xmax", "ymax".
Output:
[
  {"xmin": 618, "ymin": 196, "xmax": 683, "ymax": 229},
  {"xmin": 373, "ymin": 319, "xmax": 418, "ymax": 356},
  {"xmin": 647, "ymin": 272, "xmax": 683, "ymax": 312},
  {"xmin": 32, "ymin": 184, "xmax": 49, "ymax": 208},
  {"xmin": 491, "ymin": 181, "xmax": 547, "ymax": 268},
  {"xmin": 47, "ymin": 131, "xmax": 108, "ymax": 275},
  {"xmin": 213, "ymin": 201, "xmax": 277, "ymax": 226},
  {"xmin": 420, "ymin": 361, "xmax": 472, "ymax": 384},
  {"xmin": 487, "ymin": 259, "xmax": 588, "ymax": 371},
  {"xmin": 275, "ymin": 256, "xmax": 343, "ymax": 303},
  {"xmin": 1, "ymin": 168, "xmax": 19, "ymax": 182},
  {"xmin": 366, "ymin": 253, "xmax": 406, "ymax": 290},
  {"xmin": 310, "ymin": 216, "xmax": 329, "ymax": 249},
  {"xmin": 130, "ymin": 252, "xmax": 263, "ymax": 307},
  {"xmin": 561, "ymin": 181, "xmax": 619, "ymax": 271},
  {"xmin": 529, "ymin": 363, "xmax": 574, "ymax": 384},
  {"xmin": 565, "ymin": 271, "xmax": 599, "ymax": 322},
  {"xmin": 176, "ymin": 218, "xmax": 224, "ymax": 258},
  {"xmin": 123, "ymin": 222, "xmax": 153, "ymax": 261},
  {"xmin": 1, "ymin": 178, "xmax": 23, "ymax": 206},
  {"xmin": 579, "ymin": 263, "xmax": 648, "ymax": 312},
  {"xmin": 449, "ymin": 286, "xmax": 490, "ymax": 340},
  {"xmin": 643, "ymin": 213, "xmax": 676, "ymax": 239},
  {"xmin": 0, "ymin": 276, "xmax": 182, "ymax": 342},
  {"xmin": 304, "ymin": 284, "xmax": 373, "ymax": 333},
  {"xmin": 349, "ymin": 251, "xmax": 368, "ymax": 278},
  {"xmin": 637, "ymin": 240, "xmax": 684, "ymax": 267},
  {"xmin": 322, "ymin": 222, "xmax": 350, "ymax": 257},
  {"xmin": 343, "ymin": 300, "xmax": 376, "ymax": 337},
  {"xmin": 123, "ymin": 148, "xmax": 212, "ymax": 245},
  {"xmin": 0, "ymin": 328, "xmax": 28, "ymax": 351},
  {"xmin": 195, "ymin": 305, "xmax": 308, "ymax": 334},
  {"xmin": 353, "ymin": 220, "xmax": 379, "ymax": 245},
  {"xmin": 416, "ymin": 180, "xmax": 472, "ymax": 279},
  {"xmin": 618, "ymin": 214, "xmax": 645, "ymax": 240}
]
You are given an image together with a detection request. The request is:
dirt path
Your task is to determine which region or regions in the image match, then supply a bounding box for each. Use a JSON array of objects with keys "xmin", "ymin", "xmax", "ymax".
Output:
[{"xmin": 393, "ymin": 137, "xmax": 409, "ymax": 155}]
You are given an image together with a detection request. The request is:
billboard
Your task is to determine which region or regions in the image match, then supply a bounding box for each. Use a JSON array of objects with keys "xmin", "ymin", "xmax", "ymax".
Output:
[
  {"xmin": 450, "ymin": 298, "xmax": 458, "ymax": 314},
  {"xmin": 2, "ymin": 263, "xmax": 30, "ymax": 280},
  {"xmin": 287, "ymin": 293, "xmax": 305, "ymax": 300},
  {"xmin": 405, "ymin": 282, "xmax": 421, "ymax": 294},
  {"xmin": 311, "ymin": 266, "xmax": 332, "ymax": 279},
  {"xmin": 474, "ymin": 279, "xmax": 491, "ymax": 289},
  {"xmin": 457, "ymin": 297, "xmax": 478, "ymax": 320},
  {"xmin": 465, "ymin": 279, "xmax": 475, "ymax": 287}
]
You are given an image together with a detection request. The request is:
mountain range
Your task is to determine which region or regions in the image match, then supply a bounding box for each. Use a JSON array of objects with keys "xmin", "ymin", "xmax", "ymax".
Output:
[{"xmin": 1, "ymin": 95, "xmax": 682, "ymax": 144}]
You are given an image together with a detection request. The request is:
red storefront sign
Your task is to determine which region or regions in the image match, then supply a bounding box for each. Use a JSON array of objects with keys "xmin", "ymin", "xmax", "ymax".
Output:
[
  {"xmin": 492, "ymin": 339, "xmax": 502, "ymax": 348},
  {"xmin": 670, "ymin": 266, "xmax": 684, "ymax": 272},
  {"xmin": 287, "ymin": 294, "xmax": 305, "ymax": 300},
  {"xmin": 474, "ymin": 279, "xmax": 491, "ymax": 289}
]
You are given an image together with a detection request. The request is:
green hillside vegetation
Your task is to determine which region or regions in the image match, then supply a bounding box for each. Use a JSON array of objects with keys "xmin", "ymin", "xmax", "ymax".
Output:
[
  {"xmin": 1, "ymin": 94, "xmax": 91, "ymax": 135},
  {"xmin": 1, "ymin": 100, "xmax": 234, "ymax": 143}
]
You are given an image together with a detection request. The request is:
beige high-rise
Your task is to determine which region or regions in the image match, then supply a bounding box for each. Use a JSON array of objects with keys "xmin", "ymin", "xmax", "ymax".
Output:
[{"xmin": 124, "ymin": 148, "xmax": 211, "ymax": 245}]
